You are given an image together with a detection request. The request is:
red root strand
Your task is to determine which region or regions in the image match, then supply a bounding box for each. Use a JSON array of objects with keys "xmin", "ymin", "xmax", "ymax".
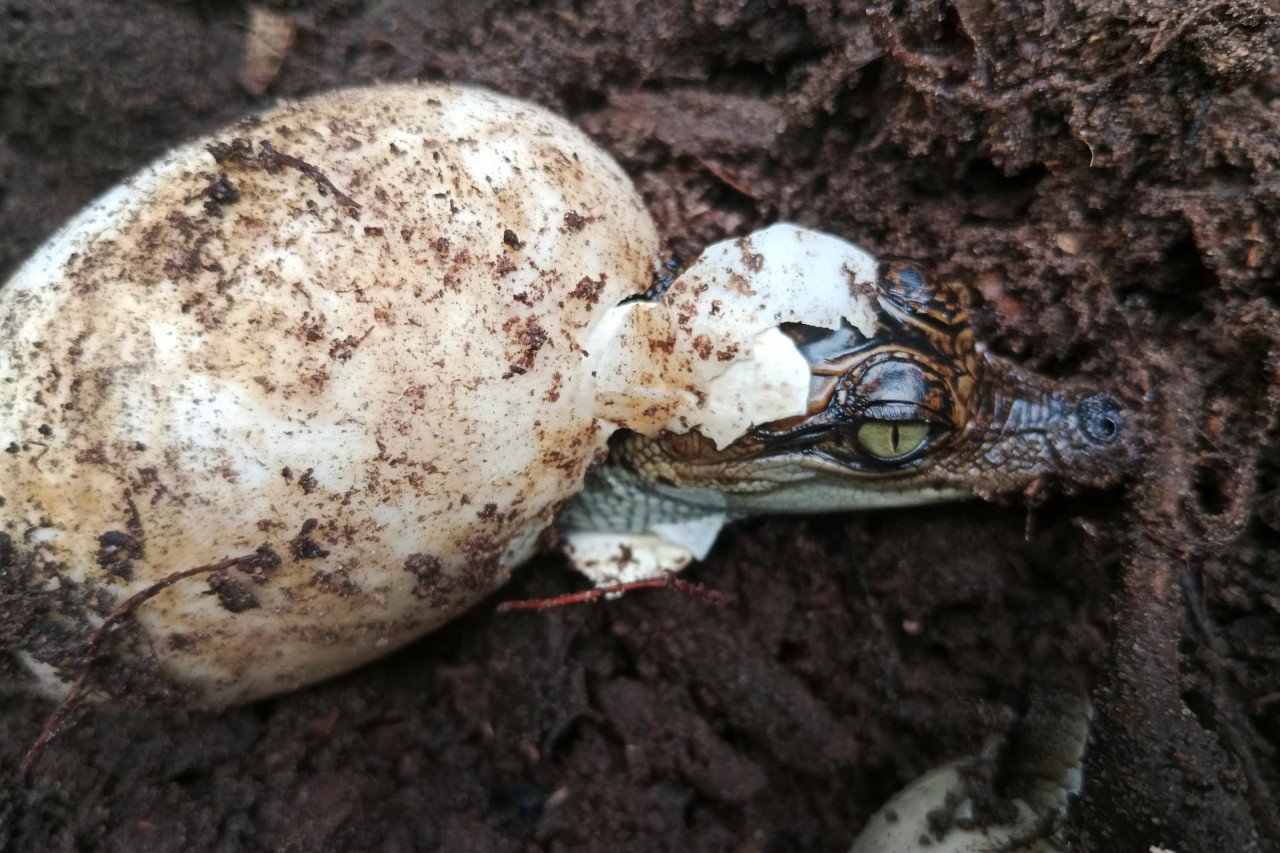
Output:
[{"xmin": 497, "ymin": 571, "xmax": 728, "ymax": 612}]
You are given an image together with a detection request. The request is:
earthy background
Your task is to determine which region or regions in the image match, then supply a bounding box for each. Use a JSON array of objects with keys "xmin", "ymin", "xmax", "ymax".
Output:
[{"xmin": 2, "ymin": 1, "xmax": 1279, "ymax": 850}]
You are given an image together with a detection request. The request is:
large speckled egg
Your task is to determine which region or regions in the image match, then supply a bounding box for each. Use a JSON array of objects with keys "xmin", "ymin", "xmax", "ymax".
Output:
[{"xmin": 0, "ymin": 82, "xmax": 660, "ymax": 705}]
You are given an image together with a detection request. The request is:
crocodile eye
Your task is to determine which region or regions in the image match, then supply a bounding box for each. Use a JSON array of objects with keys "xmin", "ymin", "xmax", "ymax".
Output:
[{"xmin": 856, "ymin": 420, "xmax": 930, "ymax": 461}]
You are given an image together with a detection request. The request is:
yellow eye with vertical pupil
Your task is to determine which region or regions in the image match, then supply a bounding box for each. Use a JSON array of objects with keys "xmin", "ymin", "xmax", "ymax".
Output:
[{"xmin": 856, "ymin": 421, "xmax": 930, "ymax": 460}]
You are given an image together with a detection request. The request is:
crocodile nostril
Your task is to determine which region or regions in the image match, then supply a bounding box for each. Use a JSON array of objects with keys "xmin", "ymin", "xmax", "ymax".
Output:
[{"xmin": 1078, "ymin": 394, "xmax": 1124, "ymax": 444}]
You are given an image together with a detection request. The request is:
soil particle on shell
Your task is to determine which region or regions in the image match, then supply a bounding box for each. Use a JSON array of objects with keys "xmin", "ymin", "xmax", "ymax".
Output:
[
  {"xmin": 405, "ymin": 553, "xmax": 453, "ymax": 605},
  {"xmin": 569, "ymin": 275, "xmax": 607, "ymax": 304},
  {"xmin": 207, "ymin": 572, "xmax": 261, "ymax": 614},
  {"xmin": 3, "ymin": 1, "xmax": 1280, "ymax": 852},
  {"xmin": 290, "ymin": 519, "xmax": 331, "ymax": 561}
]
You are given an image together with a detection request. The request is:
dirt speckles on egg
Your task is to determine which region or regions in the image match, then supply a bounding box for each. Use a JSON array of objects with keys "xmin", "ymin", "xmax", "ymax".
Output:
[{"xmin": 0, "ymin": 83, "xmax": 661, "ymax": 706}]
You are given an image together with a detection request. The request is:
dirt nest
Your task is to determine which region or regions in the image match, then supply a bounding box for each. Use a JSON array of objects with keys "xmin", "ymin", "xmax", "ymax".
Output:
[{"xmin": 2, "ymin": 1, "xmax": 1279, "ymax": 851}]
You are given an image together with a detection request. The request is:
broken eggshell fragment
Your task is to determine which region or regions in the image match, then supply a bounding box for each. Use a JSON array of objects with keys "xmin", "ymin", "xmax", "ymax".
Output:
[
  {"xmin": 847, "ymin": 688, "xmax": 1092, "ymax": 853},
  {"xmin": 591, "ymin": 224, "xmax": 880, "ymax": 447}
]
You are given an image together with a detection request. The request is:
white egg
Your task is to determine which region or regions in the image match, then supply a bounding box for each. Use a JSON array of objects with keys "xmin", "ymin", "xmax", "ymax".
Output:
[{"xmin": 0, "ymin": 82, "xmax": 663, "ymax": 705}]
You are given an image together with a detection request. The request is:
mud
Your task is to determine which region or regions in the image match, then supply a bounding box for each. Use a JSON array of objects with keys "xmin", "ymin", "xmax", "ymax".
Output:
[{"xmin": 2, "ymin": 1, "xmax": 1279, "ymax": 851}]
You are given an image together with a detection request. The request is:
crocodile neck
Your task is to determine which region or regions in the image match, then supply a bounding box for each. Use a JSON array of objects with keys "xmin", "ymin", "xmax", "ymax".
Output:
[{"xmin": 558, "ymin": 451, "xmax": 734, "ymax": 535}]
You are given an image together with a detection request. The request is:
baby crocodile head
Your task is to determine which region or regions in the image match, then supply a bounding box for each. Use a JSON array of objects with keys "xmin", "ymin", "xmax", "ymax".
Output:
[
  {"xmin": 620, "ymin": 259, "xmax": 1133, "ymax": 511},
  {"xmin": 562, "ymin": 253, "xmax": 1136, "ymax": 579},
  {"xmin": 565, "ymin": 256, "xmax": 1136, "ymax": 555}
]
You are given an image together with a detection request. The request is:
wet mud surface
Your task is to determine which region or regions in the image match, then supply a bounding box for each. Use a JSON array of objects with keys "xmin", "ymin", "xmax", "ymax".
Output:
[{"xmin": 2, "ymin": 1, "xmax": 1279, "ymax": 850}]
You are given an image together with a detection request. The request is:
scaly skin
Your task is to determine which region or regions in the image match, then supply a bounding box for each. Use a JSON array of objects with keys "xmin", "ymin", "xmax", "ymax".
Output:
[{"xmin": 564, "ymin": 260, "xmax": 1135, "ymax": 534}]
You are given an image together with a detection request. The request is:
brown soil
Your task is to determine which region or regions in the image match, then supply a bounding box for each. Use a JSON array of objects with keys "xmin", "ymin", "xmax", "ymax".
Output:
[{"xmin": 2, "ymin": 1, "xmax": 1279, "ymax": 851}]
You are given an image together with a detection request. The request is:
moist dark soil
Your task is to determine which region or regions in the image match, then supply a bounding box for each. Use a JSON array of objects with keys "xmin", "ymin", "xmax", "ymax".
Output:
[{"xmin": 3, "ymin": 1, "xmax": 1280, "ymax": 851}]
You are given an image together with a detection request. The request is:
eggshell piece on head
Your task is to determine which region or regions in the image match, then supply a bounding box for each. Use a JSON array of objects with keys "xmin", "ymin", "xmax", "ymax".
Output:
[{"xmin": 591, "ymin": 223, "xmax": 881, "ymax": 447}]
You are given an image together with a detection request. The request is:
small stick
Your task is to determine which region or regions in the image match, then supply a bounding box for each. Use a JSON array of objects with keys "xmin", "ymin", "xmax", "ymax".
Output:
[
  {"xmin": 23, "ymin": 547, "xmax": 279, "ymax": 774},
  {"xmin": 497, "ymin": 571, "xmax": 728, "ymax": 612}
]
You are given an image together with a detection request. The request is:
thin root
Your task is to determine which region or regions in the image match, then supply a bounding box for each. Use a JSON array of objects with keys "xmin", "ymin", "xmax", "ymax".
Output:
[{"xmin": 497, "ymin": 571, "xmax": 728, "ymax": 612}]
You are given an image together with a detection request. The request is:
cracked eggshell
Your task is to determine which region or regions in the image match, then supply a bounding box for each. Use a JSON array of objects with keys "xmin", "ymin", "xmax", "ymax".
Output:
[
  {"xmin": 848, "ymin": 692, "xmax": 1091, "ymax": 853},
  {"xmin": 591, "ymin": 224, "xmax": 880, "ymax": 447},
  {"xmin": 0, "ymin": 83, "xmax": 659, "ymax": 706}
]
